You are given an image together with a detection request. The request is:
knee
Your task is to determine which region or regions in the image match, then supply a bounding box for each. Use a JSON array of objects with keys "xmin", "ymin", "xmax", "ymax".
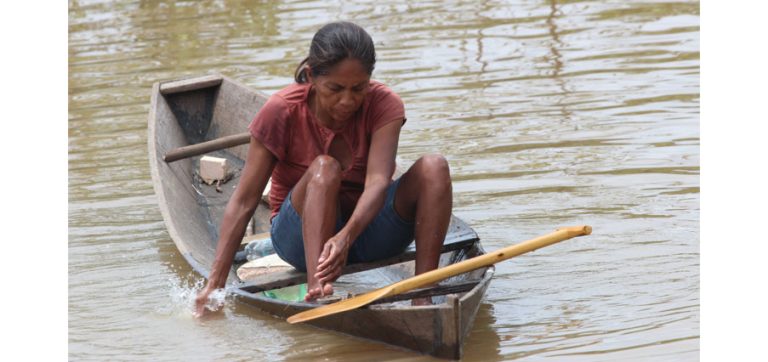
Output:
[
  {"xmin": 309, "ymin": 155, "xmax": 342, "ymax": 188},
  {"xmin": 417, "ymin": 154, "xmax": 451, "ymax": 188}
]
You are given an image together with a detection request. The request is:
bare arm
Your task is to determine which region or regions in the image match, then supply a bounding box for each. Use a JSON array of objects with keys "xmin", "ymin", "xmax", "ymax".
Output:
[
  {"xmin": 315, "ymin": 119, "xmax": 402, "ymax": 282},
  {"xmin": 195, "ymin": 137, "xmax": 276, "ymax": 316}
]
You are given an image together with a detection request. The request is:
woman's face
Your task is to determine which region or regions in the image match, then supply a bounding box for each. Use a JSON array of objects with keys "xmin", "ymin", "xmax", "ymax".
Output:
[{"xmin": 309, "ymin": 58, "xmax": 371, "ymax": 127}]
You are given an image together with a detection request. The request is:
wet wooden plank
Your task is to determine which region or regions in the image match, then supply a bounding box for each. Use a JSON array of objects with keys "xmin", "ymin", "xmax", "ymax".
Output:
[
  {"xmin": 160, "ymin": 74, "xmax": 223, "ymax": 95},
  {"xmin": 163, "ymin": 132, "xmax": 250, "ymax": 162}
]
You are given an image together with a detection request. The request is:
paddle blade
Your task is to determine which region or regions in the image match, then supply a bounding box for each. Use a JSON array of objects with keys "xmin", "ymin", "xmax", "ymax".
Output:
[{"xmin": 287, "ymin": 286, "xmax": 393, "ymax": 324}]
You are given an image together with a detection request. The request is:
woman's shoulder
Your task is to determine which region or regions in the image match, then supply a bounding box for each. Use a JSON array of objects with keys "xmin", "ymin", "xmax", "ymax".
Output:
[
  {"xmin": 253, "ymin": 83, "xmax": 310, "ymax": 125},
  {"xmin": 270, "ymin": 82, "xmax": 311, "ymax": 106},
  {"xmin": 366, "ymin": 80, "xmax": 403, "ymax": 104},
  {"xmin": 361, "ymin": 80, "xmax": 406, "ymax": 132},
  {"xmin": 368, "ymin": 80, "xmax": 397, "ymax": 94}
]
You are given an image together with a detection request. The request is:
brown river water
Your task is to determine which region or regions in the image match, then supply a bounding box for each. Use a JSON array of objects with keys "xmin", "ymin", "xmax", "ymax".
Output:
[{"xmin": 69, "ymin": 0, "xmax": 699, "ymax": 360}]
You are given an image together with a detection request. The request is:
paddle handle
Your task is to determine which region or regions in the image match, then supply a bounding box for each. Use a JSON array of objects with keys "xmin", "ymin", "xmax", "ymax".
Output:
[
  {"xmin": 389, "ymin": 225, "xmax": 592, "ymax": 295},
  {"xmin": 163, "ymin": 132, "xmax": 251, "ymax": 162}
]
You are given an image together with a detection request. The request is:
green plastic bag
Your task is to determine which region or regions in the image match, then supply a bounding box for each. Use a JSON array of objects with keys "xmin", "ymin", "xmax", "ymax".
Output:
[{"xmin": 263, "ymin": 284, "xmax": 307, "ymax": 302}]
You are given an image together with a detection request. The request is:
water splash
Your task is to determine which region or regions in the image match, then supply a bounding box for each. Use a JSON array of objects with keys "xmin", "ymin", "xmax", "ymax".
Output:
[
  {"xmin": 204, "ymin": 287, "xmax": 228, "ymax": 312},
  {"xmin": 158, "ymin": 274, "xmax": 231, "ymax": 317}
]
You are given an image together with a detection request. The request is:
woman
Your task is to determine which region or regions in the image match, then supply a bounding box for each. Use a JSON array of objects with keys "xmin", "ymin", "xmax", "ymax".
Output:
[{"xmin": 195, "ymin": 21, "xmax": 453, "ymax": 316}]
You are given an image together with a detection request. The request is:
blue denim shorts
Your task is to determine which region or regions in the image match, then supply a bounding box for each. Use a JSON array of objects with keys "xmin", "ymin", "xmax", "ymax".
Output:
[{"xmin": 270, "ymin": 177, "xmax": 415, "ymax": 272}]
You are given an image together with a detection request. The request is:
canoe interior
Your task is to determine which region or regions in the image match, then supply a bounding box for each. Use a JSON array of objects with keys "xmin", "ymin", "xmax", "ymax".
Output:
[
  {"xmin": 148, "ymin": 74, "xmax": 494, "ymax": 359},
  {"xmin": 149, "ymin": 74, "xmax": 271, "ymax": 279}
]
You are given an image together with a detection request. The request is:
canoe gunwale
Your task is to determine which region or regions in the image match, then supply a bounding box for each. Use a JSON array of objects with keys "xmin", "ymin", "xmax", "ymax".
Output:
[{"xmin": 148, "ymin": 80, "xmax": 195, "ymax": 266}]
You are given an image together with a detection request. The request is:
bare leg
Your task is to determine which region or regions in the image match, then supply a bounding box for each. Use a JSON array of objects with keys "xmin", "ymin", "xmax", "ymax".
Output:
[
  {"xmin": 393, "ymin": 154, "xmax": 453, "ymax": 305},
  {"xmin": 290, "ymin": 155, "xmax": 340, "ymax": 301}
]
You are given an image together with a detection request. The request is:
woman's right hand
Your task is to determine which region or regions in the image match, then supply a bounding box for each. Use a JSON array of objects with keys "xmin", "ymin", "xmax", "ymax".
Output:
[
  {"xmin": 315, "ymin": 232, "xmax": 351, "ymax": 285},
  {"xmin": 194, "ymin": 285, "xmax": 216, "ymax": 318}
]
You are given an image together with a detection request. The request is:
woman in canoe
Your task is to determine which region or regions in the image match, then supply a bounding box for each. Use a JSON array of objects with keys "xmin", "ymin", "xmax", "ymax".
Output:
[{"xmin": 195, "ymin": 21, "xmax": 453, "ymax": 316}]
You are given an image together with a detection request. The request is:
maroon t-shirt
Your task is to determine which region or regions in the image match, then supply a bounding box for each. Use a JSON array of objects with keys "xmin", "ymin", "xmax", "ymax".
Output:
[{"xmin": 248, "ymin": 80, "xmax": 406, "ymax": 220}]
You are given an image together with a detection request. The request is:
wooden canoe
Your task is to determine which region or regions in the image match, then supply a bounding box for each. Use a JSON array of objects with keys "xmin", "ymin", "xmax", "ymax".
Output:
[{"xmin": 147, "ymin": 74, "xmax": 495, "ymax": 359}]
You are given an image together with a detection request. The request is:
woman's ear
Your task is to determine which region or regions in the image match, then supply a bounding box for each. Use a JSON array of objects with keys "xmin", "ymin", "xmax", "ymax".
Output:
[{"xmin": 305, "ymin": 65, "xmax": 314, "ymax": 84}]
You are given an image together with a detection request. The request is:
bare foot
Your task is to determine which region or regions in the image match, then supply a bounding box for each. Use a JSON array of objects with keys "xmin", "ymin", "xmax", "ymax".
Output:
[{"xmin": 305, "ymin": 282, "xmax": 334, "ymax": 302}]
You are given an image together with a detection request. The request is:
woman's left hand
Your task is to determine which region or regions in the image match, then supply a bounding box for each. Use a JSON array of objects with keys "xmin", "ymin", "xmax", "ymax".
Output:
[{"xmin": 315, "ymin": 233, "xmax": 351, "ymax": 284}]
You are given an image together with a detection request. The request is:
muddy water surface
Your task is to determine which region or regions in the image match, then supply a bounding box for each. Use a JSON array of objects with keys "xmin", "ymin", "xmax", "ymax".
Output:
[{"xmin": 69, "ymin": 1, "xmax": 699, "ymax": 360}]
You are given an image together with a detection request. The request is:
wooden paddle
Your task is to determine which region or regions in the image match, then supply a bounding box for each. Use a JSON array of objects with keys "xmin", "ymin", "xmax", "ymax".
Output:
[{"xmin": 287, "ymin": 225, "xmax": 592, "ymax": 324}]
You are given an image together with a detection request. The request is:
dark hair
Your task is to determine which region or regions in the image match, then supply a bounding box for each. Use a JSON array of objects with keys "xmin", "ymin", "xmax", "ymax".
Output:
[{"xmin": 294, "ymin": 21, "xmax": 376, "ymax": 83}]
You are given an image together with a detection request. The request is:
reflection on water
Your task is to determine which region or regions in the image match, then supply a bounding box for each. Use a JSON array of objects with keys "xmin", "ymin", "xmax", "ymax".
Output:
[{"xmin": 69, "ymin": 0, "xmax": 699, "ymax": 360}]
